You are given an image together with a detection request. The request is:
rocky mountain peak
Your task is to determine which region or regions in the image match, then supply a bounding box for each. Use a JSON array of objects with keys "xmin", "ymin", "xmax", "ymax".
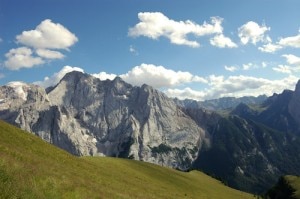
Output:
[
  {"xmin": 112, "ymin": 76, "xmax": 123, "ymax": 84},
  {"xmin": 0, "ymin": 71, "xmax": 207, "ymax": 170},
  {"xmin": 295, "ymin": 80, "xmax": 300, "ymax": 94},
  {"xmin": 61, "ymin": 70, "xmax": 87, "ymax": 82},
  {"xmin": 288, "ymin": 80, "xmax": 300, "ymax": 129}
]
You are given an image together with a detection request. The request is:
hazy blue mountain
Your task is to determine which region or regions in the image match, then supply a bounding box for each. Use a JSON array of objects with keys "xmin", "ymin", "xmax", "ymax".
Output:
[{"xmin": 174, "ymin": 95, "xmax": 267, "ymax": 111}]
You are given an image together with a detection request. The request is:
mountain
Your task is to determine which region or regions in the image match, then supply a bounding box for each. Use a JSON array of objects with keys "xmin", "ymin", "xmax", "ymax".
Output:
[
  {"xmin": 0, "ymin": 71, "xmax": 208, "ymax": 170},
  {"xmin": 174, "ymin": 95, "xmax": 267, "ymax": 111},
  {"xmin": 0, "ymin": 120, "xmax": 254, "ymax": 199},
  {"xmin": 1, "ymin": 71, "xmax": 300, "ymax": 194},
  {"xmin": 231, "ymin": 83, "xmax": 300, "ymax": 135},
  {"xmin": 190, "ymin": 113, "xmax": 300, "ymax": 193}
]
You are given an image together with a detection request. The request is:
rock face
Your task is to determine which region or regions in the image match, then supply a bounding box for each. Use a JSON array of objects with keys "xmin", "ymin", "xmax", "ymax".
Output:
[
  {"xmin": 0, "ymin": 71, "xmax": 207, "ymax": 170},
  {"xmin": 289, "ymin": 80, "xmax": 300, "ymax": 132}
]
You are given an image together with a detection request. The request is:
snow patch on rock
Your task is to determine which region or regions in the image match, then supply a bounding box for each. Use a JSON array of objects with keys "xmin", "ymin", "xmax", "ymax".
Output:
[{"xmin": 6, "ymin": 81, "xmax": 29, "ymax": 101}]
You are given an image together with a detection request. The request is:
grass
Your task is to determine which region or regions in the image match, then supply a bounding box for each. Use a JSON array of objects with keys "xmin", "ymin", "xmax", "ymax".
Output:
[
  {"xmin": 285, "ymin": 175, "xmax": 300, "ymax": 198},
  {"xmin": 0, "ymin": 120, "xmax": 254, "ymax": 199}
]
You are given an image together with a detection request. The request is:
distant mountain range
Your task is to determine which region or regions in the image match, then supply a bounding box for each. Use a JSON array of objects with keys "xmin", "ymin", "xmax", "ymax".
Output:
[
  {"xmin": 1, "ymin": 71, "xmax": 300, "ymax": 194},
  {"xmin": 174, "ymin": 95, "xmax": 267, "ymax": 111}
]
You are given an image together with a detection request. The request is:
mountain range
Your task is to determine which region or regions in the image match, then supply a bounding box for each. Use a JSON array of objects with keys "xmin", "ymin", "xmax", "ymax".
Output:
[
  {"xmin": 1, "ymin": 70, "xmax": 300, "ymax": 194},
  {"xmin": 174, "ymin": 95, "xmax": 267, "ymax": 111}
]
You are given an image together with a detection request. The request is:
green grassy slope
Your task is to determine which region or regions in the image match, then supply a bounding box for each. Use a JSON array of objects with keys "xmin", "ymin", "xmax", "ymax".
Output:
[
  {"xmin": 0, "ymin": 120, "xmax": 254, "ymax": 199},
  {"xmin": 286, "ymin": 175, "xmax": 300, "ymax": 198},
  {"xmin": 267, "ymin": 175, "xmax": 300, "ymax": 199}
]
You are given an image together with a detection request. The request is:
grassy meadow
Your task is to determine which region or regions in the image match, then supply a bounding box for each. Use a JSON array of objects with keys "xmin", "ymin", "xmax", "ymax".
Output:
[{"xmin": 285, "ymin": 175, "xmax": 300, "ymax": 198}]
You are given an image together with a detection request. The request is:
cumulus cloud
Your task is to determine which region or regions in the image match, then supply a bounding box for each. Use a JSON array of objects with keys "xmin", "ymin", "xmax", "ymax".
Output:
[
  {"xmin": 36, "ymin": 49, "xmax": 65, "ymax": 59},
  {"xmin": 165, "ymin": 75, "xmax": 298, "ymax": 101},
  {"xmin": 273, "ymin": 54, "xmax": 300, "ymax": 74},
  {"xmin": 278, "ymin": 33, "xmax": 300, "ymax": 48},
  {"xmin": 36, "ymin": 63, "xmax": 207, "ymax": 90},
  {"xmin": 119, "ymin": 63, "xmax": 207, "ymax": 88},
  {"xmin": 4, "ymin": 19, "xmax": 77, "ymax": 70},
  {"xmin": 238, "ymin": 21, "xmax": 270, "ymax": 45},
  {"xmin": 272, "ymin": 65, "xmax": 292, "ymax": 74},
  {"xmin": 129, "ymin": 12, "xmax": 223, "ymax": 47},
  {"xmin": 224, "ymin": 65, "xmax": 238, "ymax": 72},
  {"xmin": 242, "ymin": 63, "xmax": 256, "ymax": 70},
  {"xmin": 4, "ymin": 47, "xmax": 45, "ymax": 70},
  {"xmin": 258, "ymin": 42, "xmax": 283, "ymax": 53},
  {"xmin": 16, "ymin": 19, "xmax": 78, "ymax": 49},
  {"xmin": 209, "ymin": 75, "xmax": 299, "ymax": 98},
  {"xmin": 35, "ymin": 63, "xmax": 300, "ymax": 102},
  {"xmin": 164, "ymin": 87, "xmax": 207, "ymax": 101},
  {"xmin": 282, "ymin": 54, "xmax": 300, "ymax": 65},
  {"xmin": 259, "ymin": 32, "xmax": 300, "ymax": 53},
  {"xmin": 34, "ymin": 65, "xmax": 84, "ymax": 88},
  {"xmin": 210, "ymin": 34, "xmax": 237, "ymax": 48},
  {"xmin": 92, "ymin": 72, "xmax": 117, "ymax": 81}
]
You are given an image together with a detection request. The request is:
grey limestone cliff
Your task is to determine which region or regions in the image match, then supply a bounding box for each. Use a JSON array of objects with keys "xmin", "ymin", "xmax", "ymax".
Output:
[{"xmin": 0, "ymin": 71, "xmax": 208, "ymax": 170}]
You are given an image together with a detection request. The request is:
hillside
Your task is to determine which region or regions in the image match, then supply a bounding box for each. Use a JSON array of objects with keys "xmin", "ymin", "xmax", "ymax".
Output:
[
  {"xmin": 266, "ymin": 175, "xmax": 300, "ymax": 199},
  {"xmin": 0, "ymin": 120, "xmax": 253, "ymax": 199}
]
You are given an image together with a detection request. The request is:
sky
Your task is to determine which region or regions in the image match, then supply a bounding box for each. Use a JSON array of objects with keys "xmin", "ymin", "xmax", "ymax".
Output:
[{"xmin": 1, "ymin": 0, "xmax": 300, "ymax": 101}]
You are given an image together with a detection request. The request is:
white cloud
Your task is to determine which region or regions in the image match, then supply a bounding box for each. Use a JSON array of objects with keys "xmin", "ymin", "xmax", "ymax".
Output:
[
  {"xmin": 282, "ymin": 54, "xmax": 300, "ymax": 65},
  {"xmin": 4, "ymin": 19, "xmax": 77, "ymax": 70},
  {"xmin": 16, "ymin": 19, "xmax": 78, "ymax": 50},
  {"xmin": 34, "ymin": 64, "xmax": 300, "ymax": 102},
  {"xmin": 36, "ymin": 63, "xmax": 207, "ymax": 90},
  {"xmin": 129, "ymin": 12, "xmax": 223, "ymax": 47},
  {"xmin": 258, "ymin": 42, "xmax": 283, "ymax": 53},
  {"xmin": 259, "ymin": 32, "xmax": 300, "ymax": 53},
  {"xmin": 164, "ymin": 87, "xmax": 207, "ymax": 101},
  {"xmin": 34, "ymin": 65, "xmax": 84, "ymax": 88},
  {"xmin": 262, "ymin": 62, "xmax": 268, "ymax": 68},
  {"xmin": 4, "ymin": 47, "xmax": 44, "ymax": 70},
  {"xmin": 92, "ymin": 72, "xmax": 117, "ymax": 81},
  {"xmin": 36, "ymin": 49, "xmax": 64, "ymax": 59},
  {"xmin": 208, "ymin": 75, "xmax": 224, "ymax": 86},
  {"xmin": 166, "ymin": 75, "xmax": 299, "ymax": 101},
  {"xmin": 208, "ymin": 75, "xmax": 298, "ymax": 98},
  {"xmin": 238, "ymin": 21, "xmax": 270, "ymax": 45},
  {"xmin": 210, "ymin": 34, "xmax": 237, "ymax": 48},
  {"xmin": 119, "ymin": 63, "xmax": 207, "ymax": 88},
  {"xmin": 278, "ymin": 33, "xmax": 300, "ymax": 48},
  {"xmin": 242, "ymin": 63, "xmax": 256, "ymax": 70},
  {"xmin": 224, "ymin": 65, "xmax": 238, "ymax": 72},
  {"xmin": 272, "ymin": 65, "xmax": 292, "ymax": 74}
]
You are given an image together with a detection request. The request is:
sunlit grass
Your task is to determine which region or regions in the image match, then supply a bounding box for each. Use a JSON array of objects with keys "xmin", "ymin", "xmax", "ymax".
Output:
[
  {"xmin": 285, "ymin": 175, "xmax": 300, "ymax": 198},
  {"xmin": 0, "ymin": 120, "xmax": 254, "ymax": 198}
]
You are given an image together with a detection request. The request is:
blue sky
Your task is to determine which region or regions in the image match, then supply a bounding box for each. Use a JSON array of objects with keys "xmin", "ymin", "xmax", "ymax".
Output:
[{"xmin": 1, "ymin": 0, "xmax": 300, "ymax": 100}]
